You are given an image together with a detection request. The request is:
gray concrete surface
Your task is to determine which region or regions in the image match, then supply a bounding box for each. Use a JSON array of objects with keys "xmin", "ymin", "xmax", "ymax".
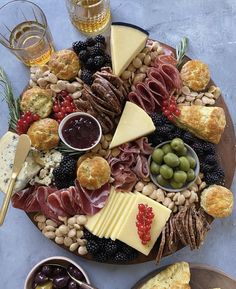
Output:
[{"xmin": 0, "ymin": 0, "xmax": 235, "ymax": 288}]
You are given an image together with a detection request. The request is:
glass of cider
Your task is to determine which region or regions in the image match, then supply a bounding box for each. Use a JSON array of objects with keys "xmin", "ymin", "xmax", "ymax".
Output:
[
  {"xmin": 0, "ymin": 0, "xmax": 54, "ymax": 66},
  {"xmin": 65, "ymin": 0, "xmax": 111, "ymax": 35}
]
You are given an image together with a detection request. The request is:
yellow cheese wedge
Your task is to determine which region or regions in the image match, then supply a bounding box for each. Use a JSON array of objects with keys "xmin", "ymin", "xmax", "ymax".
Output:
[
  {"xmin": 110, "ymin": 22, "xmax": 149, "ymax": 76},
  {"xmin": 109, "ymin": 102, "xmax": 155, "ymax": 149},
  {"xmin": 116, "ymin": 193, "xmax": 171, "ymax": 256},
  {"xmin": 85, "ymin": 188, "xmax": 116, "ymax": 233},
  {"xmin": 110, "ymin": 193, "xmax": 135, "ymax": 240}
]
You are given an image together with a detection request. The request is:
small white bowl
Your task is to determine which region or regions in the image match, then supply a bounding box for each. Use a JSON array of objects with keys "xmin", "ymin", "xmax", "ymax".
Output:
[
  {"xmin": 24, "ymin": 256, "xmax": 90, "ymax": 289},
  {"xmin": 149, "ymin": 140, "xmax": 200, "ymax": 192},
  {"xmin": 58, "ymin": 112, "xmax": 102, "ymax": 152}
]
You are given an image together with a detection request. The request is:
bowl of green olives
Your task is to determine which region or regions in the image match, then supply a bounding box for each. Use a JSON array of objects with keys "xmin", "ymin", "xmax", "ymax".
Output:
[{"xmin": 149, "ymin": 138, "xmax": 200, "ymax": 192}]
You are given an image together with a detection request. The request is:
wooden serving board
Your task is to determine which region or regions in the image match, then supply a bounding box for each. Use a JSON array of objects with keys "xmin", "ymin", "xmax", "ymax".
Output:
[
  {"xmin": 26, "ymin": 42, "xmax": 236, "ymax": 264},
  {"xmin": 131, "ymin": 263, "xmax": 236, "ymax": 289}
]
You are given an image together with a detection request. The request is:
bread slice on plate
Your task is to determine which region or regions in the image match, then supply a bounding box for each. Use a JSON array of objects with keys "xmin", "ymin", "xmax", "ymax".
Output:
[{"xmin": 140, "ymin": 261, "xmax": 191, "ymax": 289}]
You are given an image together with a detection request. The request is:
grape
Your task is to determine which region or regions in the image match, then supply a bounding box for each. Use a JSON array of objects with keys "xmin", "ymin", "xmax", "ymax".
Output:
[
  {"xmin": 187, "ymin": 169, "xmax": 195, "ymax": 181},
  {"xmin": 187, "ymin": 156, "xmax": 196, "ymax": 168},
  {"xmin": 53, "ymin": 267, "xmax": 67, "ymax": 276},
  {"xmin": 156, "ymin": 174, "xmax": 168, "ymax": 186},
  {"xmin": 170, "ymin": 138, "xmax": 185, "ymax": 152},
  {"xmin": 162, "ymin": 143, "xmax": 173, "ymax": 154}
]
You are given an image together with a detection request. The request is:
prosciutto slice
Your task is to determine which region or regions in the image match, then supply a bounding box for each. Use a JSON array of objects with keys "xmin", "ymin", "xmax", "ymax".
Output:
[
  {"xmin": 75, "ymin": 181, "xmax": 110, "ymax": 215},
  {"xmin": 109, "ymin": 137, "xmax": 153, "ymax": 191}
]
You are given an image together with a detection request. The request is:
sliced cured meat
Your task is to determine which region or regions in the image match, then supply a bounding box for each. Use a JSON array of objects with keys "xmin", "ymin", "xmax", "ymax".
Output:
[
  {"xmin": 47, "ymin": 190, "xmax": 69, "ymax": 218},
  {"xmin": 12, "ymin": 186, "xmax": 38, "ymax": 212},
  {"xmin": 135, "ymin": 137, "xmax": 154, "ymax": 155},
  {"xmin": 112, "ymin": 169, "xmax": 137, "ymax": 192},
  {"xmin": 75, "ymin": 181, "xmax": 110, "ymax": 215},
  {"xmin": 128, "ymin": 86, "xmax": 156, "ymax": 113},
  {"xmin": 132, "ymin": 155, "xmax": 149, "ymax": 179},
  {"xmin": 155, "ymin": 55, "xmax": 178, "ymax": 66}
]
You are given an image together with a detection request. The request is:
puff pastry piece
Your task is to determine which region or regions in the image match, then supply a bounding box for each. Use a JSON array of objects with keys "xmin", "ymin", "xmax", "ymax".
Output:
[
  {"xmin": 201, "ymin": 185, "xmax": 234, "ymax": 218},
  {"xmin": 181, "ymin": 60, "xmax": 210, "ymax": 91},
  {"xmin": 140, "ymin": 261, "xmax": 191, "ymax": 289},
  {"xmin": 175, "ymin": 105, "xmax": 226, "ymax": 144}
]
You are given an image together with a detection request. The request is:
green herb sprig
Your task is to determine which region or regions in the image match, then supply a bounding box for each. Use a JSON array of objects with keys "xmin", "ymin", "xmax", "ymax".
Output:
[
  {"xmin": 57, "ymin": 141, "xmax": 83, "ymax": 156},
  {"xmin": 176, "ymin": 37, "xmax": 189, "ymax": 70},
  {"xmin": 0, "ymin": 66, "xmax": 20, "ymax": 131}
]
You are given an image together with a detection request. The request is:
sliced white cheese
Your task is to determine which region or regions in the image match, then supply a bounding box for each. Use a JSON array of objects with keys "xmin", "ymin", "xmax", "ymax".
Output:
[
  {"xmin": 0, "ymin": 131, "xmax": 41, "ymax": 194},
  {"xmin": 110, "ymin": 22, "xmax": 149, "ymax": 76},
  {"xmin": 109, "ymin": 101, "xmax": 155, "ymax": 149}
]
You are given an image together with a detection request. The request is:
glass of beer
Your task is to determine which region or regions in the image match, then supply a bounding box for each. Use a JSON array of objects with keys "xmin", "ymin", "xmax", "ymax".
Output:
[
  {"xmin": 0, "ymin": 0, "xmax": 54, "ymax": 66},
  {"xmin": 65, "ymin": 0, "xmax": 111, "ymax": 35}
]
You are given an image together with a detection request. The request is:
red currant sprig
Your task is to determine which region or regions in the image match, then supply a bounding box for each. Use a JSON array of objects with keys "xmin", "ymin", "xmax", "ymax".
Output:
[
  {"xmin": 162, "ymin": 96, "xmax": 180, "ymax": 121},
  {"xmin": 17, "ymin": 111, "xmax": 40, "ymax": 134},
  {"xmin": 136, "ymin": 203, "xmax": 155, "ymax": 245},
  {"xmin": 53, "ymin": 90, "xmax": 77, "ymax": 123}
]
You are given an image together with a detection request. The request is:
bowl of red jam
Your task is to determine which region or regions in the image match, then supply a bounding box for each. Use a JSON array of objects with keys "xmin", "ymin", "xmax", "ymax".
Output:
[{"xmin": 58, "ymin": 112, "xmax": 102, "ymax": 151}]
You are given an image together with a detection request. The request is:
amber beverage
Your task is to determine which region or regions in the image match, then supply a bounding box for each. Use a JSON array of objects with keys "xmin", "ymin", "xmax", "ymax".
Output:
[
  {"xmin": 0, "ymin": 0, "xmax": 54, "ymax": 66},
  {"xmin": 65, "ymin": 0, "xmax": 111, "ymax": 35}
]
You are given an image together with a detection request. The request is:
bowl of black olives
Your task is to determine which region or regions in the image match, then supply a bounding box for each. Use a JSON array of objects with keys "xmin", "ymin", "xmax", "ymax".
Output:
[
  {"xmin": 149, "ymin": 138, "xmax": 200, "ymax": 192},
  {"xmin": 24, "ymin": 256, "xmax": 90, "ymax": 289}
]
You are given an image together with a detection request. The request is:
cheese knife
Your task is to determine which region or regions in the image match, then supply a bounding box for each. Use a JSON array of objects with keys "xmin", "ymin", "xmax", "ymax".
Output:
[{"xmin": 0, "ymin": 134, "xmax": 31, "ymax": 226}]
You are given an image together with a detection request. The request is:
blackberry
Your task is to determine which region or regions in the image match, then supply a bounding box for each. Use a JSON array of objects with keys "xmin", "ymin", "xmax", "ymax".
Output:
[
  {"xmin": 85, "ymin": 58, "xmax": 95, "ymax": 70},
  {"xmin": 94, "ymin": 251, "xmax": 108, "ymax": 263},
  {"xmin": 113, "ymin": 252, "xmax": 129, "ymax": 263},
  {"xmin": 172, "ymin": 127, "xmax": 183, "ymax": 138},
  {"xmin": 191, "ymin": 142, "xmax": 204, "ymax": 156},
  {"xmin": 94, "ymin": 56, "xmax": 105, "ymax": 69},
  {"xmin": 90, "ymin": 46, "xmax": 104, "ymax": 57},
  {"xmin": 83, "ymin": 229, "xmax": 96, "ymax": 241},
  {"xmin": 200, "ymin": 163, "xmax": 215, "ymax": 174},
  {"xmin": 85, "ymin": 37, "xmax": 96, "ymax": 47},
  {"xmin": 94, "ymin": 34, "xmax": 106, "ymax": 44},
  {"xmin": 103, "ymin": 54, "xmax": 111, "ymax": 63},
  {"xmin": 87, "ymin": 240, "xmax": 100, "ymax": 254},
  {"xmin": 121, "ymin": 245, "xmax": 138, "ymax": 257},
  {"xmin": 53, "ymin": 156, "xmax": 77, "ymax": 189},
  {"xmin": 127, "ymin": 251, "xmax": 139, "ymax": 261},
  {"xmin": 205, "ymin": 170, "xmax": 225, "ymax": 185},
  {"xmin": 157, "ymin": 125, "xmax": 173, "ymax": 138},
  {"xmin": 80, "ymin": 69, "xmax": 93, "ymax": 85},
  {"xmin": 97, "ymin": 238, "xmax": 109, "ymax": 250},
  {"xmin": 150, "ymin": 113, "xmax": 163, "ymax": 127},
  {"xmin": 72, "ymin": 41, "xmax": 87, "ymax": 54},
  {"xmin": 148, "ymin": 133, "xmax": 163, "ymax": 146},
  {"xmin": 94, "ymin": 42, "xmax": 106, "ymax": 50},
  {"xmin": 78, "ymin": 50, "xmax": 90, "ymax": 62},
  {"xmin": 201, "ymin": 142, "xmax": 216, "ymax": 154},
  {"xmin": 205, "ymin": 154, "xmax": 218, "ymax": 166},
  {"xmin": 106, "ymin": 240, "xmax": 119, "ymax": 256},
  {"xmin": 182, "ymin": 131, "xmax": 195, "ymax": 144}
]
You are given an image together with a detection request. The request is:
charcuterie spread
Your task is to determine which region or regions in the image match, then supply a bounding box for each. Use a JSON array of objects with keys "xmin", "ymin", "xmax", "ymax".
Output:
[{"xmin": 1, "ymin": 22, "xmax": 234, "ymax": 264}]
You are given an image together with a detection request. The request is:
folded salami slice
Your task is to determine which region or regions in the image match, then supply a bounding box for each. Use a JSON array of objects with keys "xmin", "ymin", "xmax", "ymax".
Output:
[{"xmin": 154, "ymin": 54, "xmax": 178, "ymax": 66}]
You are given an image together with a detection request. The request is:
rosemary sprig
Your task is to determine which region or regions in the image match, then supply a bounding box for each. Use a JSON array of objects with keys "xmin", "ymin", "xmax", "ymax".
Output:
[
  {"xmin": 0, "ymin": 66, "xmax": 21, "ymax": 131},
  {"xmin": 57, "ymin": 141, "xmax": 83, "ymax": 156},
  {"xmin": 176, "ymin": 37, "xmax": 189, "ymax": 70}
]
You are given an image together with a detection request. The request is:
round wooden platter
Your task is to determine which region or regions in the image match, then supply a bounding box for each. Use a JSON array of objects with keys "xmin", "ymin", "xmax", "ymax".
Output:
[
  {"xmin": 131, "ymin": 263, "xmax": 236, "ymax": 289},
  {"xmin": 26, "ymin": 41, "xmax": 236, "ymax": 264}
]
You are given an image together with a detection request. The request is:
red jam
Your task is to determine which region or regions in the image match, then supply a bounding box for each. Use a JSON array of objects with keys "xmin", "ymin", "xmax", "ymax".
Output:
[{"xmin": 61, "ymin": 114, "xmax": 100, "ymax": 150}]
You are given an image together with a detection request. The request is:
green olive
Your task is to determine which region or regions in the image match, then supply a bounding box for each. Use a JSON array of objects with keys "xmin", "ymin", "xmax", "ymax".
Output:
[
  {"xmin": 170, "ymin": 180, "xmax": 184, "ymax": 189},
  {"xmin": 179, "ymin": 156, "xmax": 190, "ymax": 172},
  {"xmin": 170, "ymin": 138, "xmax": 185, "ymax": 152},
  {"xmin": 156, "ymin": 174, "xmax": 168, "ymax": 186},
  {"xmin": 160, "ymin": 164, "xmax": 173, "ymax": 179},
  {"xmin": 187, "ymin": 169, "xmax": 195, "ymax": 181},
  {"xmin": 152, "ymin": 148, "xmax": 164, "ymax": 164},
  {"xmin": 162, "ymin": 143, "xmax": 173, "ymax": 154},
  {"xmin": 173, "ymin": 170, "xmax": 187, "ymax": 183},
  {"xmin": 187, "ymin": 156, "xmax": 196, "ymax": 169},
  {"xmin": 163, "ymin": 153, "xmax": 180, "ymax": 168},
  {"xmin": 176, "ymin": 146, "xmax": 188, "ymax": 156},
  {"xmin": 150, "ymin": 162, "xmax": 160, "ymax": 175}
]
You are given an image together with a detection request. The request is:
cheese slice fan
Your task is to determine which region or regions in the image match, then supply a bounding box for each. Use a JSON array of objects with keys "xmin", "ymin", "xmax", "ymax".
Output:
[
  {"xmin": 109, "ymin": 101, "xmax": 155, "ymax": 149},
  {"xmin": 0, "ymin": 134, "xmax": 31, "ymax": 226}
]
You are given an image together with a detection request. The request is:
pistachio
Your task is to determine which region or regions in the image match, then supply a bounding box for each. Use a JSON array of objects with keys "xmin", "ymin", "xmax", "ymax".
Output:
[
  {"xmin": 199, "ymin": 181, "xmax": 207, "ymax": 190},
  {"xmin": 173, "ymin": 192, "xmax": 180, "ymax": 202},
  {"xmin": 176, "ymin": 194, "xmax": 185, "ymax": 205},
  {"xmin": 182, "ymin": 190, "xmax": 191, "ymax": 198},
  {"xmin": 91, "ymin": 143, "xmax": 101, "ymax": 153},
  {"xmin": 168, "ymin": 201, "xmax": 175, "ymax": 210},
  {"xmin": 142, "ymin": 183, "xmax": 156, "ymax": 196},
  {"xmin": 163, "ymin": 197, "xmax": 172, "ymax": 207}
]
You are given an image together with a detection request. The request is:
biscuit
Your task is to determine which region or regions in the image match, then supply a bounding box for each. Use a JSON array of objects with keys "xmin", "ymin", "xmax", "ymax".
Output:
[
  {"xmin": 181, "ymin": 60, "xmax": 210, "ymax": 91},
  {"xmin": 175, "ymin": 105, "xmax": 226, "ymax": 144},
  {"xmin": 140, "ymin": 261, "xmax": 190, "ymax": 289},
  {"xmin": 48, "ymin": 49, "xmax": 80, "ymax": 80},
  {"xmin": 201, "ymin": 185, "xmax": 234, "ymax": 218},
  {"xmin": 20, "ymin": 87, "xmax": 53, "ymax": 118},
  {"xmin": 27, "ymin": 118, "xmax": 59, "ymax": 151},
  {"xmin": 77, "ymin": 156, "xmax": 111, "ymax": 190}
]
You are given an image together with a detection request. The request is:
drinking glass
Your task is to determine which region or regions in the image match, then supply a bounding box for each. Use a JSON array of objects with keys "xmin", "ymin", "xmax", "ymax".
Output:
[
  {"xmin": 0, "ymin": 0, "xmax": 54, "ymax": 66},
  {"xmin": 65, "ymin": 0, "xmax": 111, "ymax": 35}
]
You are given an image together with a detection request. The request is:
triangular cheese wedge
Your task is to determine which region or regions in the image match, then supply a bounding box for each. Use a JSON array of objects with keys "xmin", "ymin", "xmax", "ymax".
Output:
[
  {"xmin": 109, "ymin": 101, "xmax": 155, "ymax": 149},
  {"xmin": 110, "ymin": 22, "xmax": 149, "ymax": 76}
]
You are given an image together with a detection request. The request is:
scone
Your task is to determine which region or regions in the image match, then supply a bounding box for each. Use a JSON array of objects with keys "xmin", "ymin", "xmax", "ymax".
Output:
[
  {"xmin": 181, "ymin": 60, "xmax": 210, "ymax": 91},
  {"xmin": 48, "ymin": 49, "xmax": 80, "ymax": 80},
  {"xmin": 175, "ymin": 105, "xmax": 226, "ymax": 144},
  {"xmin": 20, "ymin": 87, "xmax": 53, "ymax": 118},
  {"xmin": 27, "ymin": 118, "xmax": 59, "ymax": 151},
  {"xmin": 201, "ymin": 185, "xmax": 234, "ymax": 218},
  {"xmin": 77, "ymin": 156, "xmax": 111, "ymax": 190},
  {"xmin": 140, "ymin": 261, "xmax": 191, "ymax": 289}
]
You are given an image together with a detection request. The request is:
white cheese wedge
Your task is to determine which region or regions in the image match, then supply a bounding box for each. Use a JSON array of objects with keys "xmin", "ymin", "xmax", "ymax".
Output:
[
  {"xmin": 0, "ymin": 131, "xmax": 41, "ymax": 194},
  {"xmin": 116, "ymin": 193, "xmax": 171, "ymax": 255},
  {"xmin": 109, "ymin": 102, "xmax": 155, "ymax": 149},
  {"xmin": 110, "ymin": 22, "xmax": 149, "ymax": 76}
]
